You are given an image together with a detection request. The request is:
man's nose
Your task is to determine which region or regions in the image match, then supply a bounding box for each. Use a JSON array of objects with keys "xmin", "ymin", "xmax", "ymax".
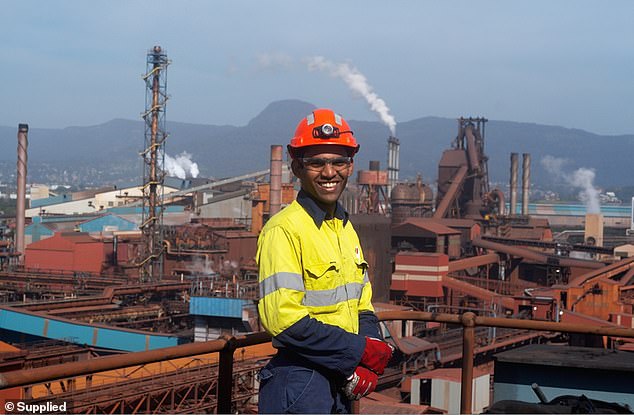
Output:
[{"xmin": 321, "ymin": 162, "xmax": 337, "ymax": 176}]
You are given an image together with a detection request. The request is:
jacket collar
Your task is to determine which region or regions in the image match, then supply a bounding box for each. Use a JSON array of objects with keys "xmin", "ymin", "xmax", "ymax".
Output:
[{"xmin": 296, "ymin": 189, "xmax": 349, "ymax": 228}]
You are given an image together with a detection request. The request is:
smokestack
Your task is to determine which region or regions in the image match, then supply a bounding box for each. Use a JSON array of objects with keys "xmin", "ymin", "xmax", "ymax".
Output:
[
  {"xmin": 522, "ymin": 153, "xmax": 531, "ymax": 215},
  {"xmin": 269, "ymin": 145, "xmax": 283, "ymax": 217},
  {"xmin": 510, "ymin": 153, "xmax": 518, "ymax": 215},
  {"xmin": 387, "ymin": 136, "xmax": 399, "ymax": 190},
  {"xmin": 16, "ymin": 124, "xmax": 28, "ymax": 263}
]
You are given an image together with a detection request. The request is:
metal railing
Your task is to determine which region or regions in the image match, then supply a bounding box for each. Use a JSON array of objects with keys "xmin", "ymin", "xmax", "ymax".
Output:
[
  {"xmin": 1, "ymin": 312, "xmax": 634, "ymax": 414},
  {"xmin": 377, "ymin": 311, "xmax": 634, "ymax": 414}
]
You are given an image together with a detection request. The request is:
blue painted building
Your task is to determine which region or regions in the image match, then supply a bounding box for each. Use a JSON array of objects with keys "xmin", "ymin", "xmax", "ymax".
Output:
[{"xmin": 190, "ymin": 296, "xmax": 258, "ymax": 342}]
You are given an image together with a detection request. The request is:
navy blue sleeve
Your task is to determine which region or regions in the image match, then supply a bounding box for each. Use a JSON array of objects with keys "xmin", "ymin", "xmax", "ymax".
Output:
[
  {"xmin": 358, "ymin": 311, "xmax": 383, "ymax": 339},
  {"xmin": 274, "ymin": 315, "xmax": 366, "ymax": 378}
]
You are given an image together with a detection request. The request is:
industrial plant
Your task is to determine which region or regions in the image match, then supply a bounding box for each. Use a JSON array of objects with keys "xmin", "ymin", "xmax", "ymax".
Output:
[{"xmin": 0, "ymin": 46, "xmax": 634, "ymax": 414}]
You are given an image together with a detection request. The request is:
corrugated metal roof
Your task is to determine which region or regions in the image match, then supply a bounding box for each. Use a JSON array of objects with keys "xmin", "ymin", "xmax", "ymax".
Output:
[{"xmin": 190, "ymin": 297, "xmax": 251, "ymax": 318}]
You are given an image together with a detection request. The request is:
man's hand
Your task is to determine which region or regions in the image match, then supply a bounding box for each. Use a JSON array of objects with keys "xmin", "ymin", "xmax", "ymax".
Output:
[
  {"xmin": 343, "ymin": 366, "xmax": 378, "ymax": 401},
  {"xmin": 360, "ymin": 337, "xmax": 393, "ymax": 375}
]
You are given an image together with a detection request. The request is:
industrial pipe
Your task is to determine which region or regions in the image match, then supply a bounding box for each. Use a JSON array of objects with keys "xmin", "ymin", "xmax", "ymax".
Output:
[
  {"xmin": 433, "ymin": 165, "xmax": 468, "ymax": 219},
  {"xmin": 472, "ymin": 237, "xmax": 604, "ymax": 269},
  {"xmin": 461, "ymin": 313, "xmax": 476, "ymax": 414},
  {"xmin": 521, "ymin": 153, "xmax": 531, "ymax": 215},
  {"xmin": 269, "ymin": 145, "xmax": 283, "ymax": 217},
  {"xmin": 488, "ymin": 188, "xmax": 506, "ymax": 216},
  {"xmin": 510, "ymin": 153, "xmax": 518, "ymax": 215},
  {"xmin": 16, "ymin": 124, "xmax": 28, "ymax": 263}
]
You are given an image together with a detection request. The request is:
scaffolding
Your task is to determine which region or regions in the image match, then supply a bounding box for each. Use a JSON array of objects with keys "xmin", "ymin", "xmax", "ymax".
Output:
[{"xmin": 140, "ymin": 46, "xmax": 170, "ymax": 281}]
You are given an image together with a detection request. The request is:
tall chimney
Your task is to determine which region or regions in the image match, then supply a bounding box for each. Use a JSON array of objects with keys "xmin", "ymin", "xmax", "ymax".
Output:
[
  {"xmin": 269, "ymin": 145, "xmax": 283, "ymax": 217},
  {"xmin": 510, "ymin": 153, "xmax": 518, "ymax": 215},
  {"xmin": 387, "ymin": 136, "xmax": 400, "ymax": 190},
  {"xmin": 521, "ymin": 153, "xmax": 530, "ymax": 215},
  {"xmin": 16, "ymin": 124, "xmax": 28, "ymax": 263}
]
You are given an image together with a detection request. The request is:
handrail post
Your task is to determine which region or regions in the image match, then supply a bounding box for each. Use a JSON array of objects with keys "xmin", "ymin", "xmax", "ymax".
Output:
[
  {"xmin": 217, "ymin": 336, "xmax": 237, "ymax": 414},
  {"xmin": 460, "ymin": 312, "xmax": 476, "ymax": 415}
]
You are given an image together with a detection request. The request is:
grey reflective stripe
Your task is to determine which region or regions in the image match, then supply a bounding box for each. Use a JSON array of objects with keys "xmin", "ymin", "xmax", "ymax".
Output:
[
  {"xmin": 363, "ymin": 270, "xmax": 369, "ymax": 284},
  {"xmin": 303, "ymin": 282, "xmax": 365, "ymax": 307},
  {"xmin": 260, "ymin": 272, "xmax": 305, "ymax": 298},
  {"xmin": 306, "ymin": 113, "xmax": 315, "ymax": 125},
  {"xmin": 334, "ymin": 113, "xmax": 342, "ymax": 125}
]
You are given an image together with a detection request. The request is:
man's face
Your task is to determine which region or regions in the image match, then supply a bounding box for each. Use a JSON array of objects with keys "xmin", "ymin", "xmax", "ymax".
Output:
[{"xmin": 292, "ymin": 145, "xmax": 354, "ymax": 211}]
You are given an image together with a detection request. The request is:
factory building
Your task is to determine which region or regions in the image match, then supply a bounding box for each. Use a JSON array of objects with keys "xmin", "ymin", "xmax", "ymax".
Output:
[{"xmin": 26, "ymin": 183, "xmax": 182, "ymax": 217}]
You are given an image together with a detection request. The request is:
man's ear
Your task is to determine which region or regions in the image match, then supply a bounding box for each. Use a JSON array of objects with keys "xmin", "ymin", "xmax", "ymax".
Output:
[{"xmin": 290, "ymin": 158, "xmax": 302, "ymax": 177}]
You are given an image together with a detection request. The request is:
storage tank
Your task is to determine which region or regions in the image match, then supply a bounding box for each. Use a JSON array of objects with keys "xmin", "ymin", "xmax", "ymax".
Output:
[{"xmin": 390, "ymin": 179, "xmax": 434, "ymax": 226}]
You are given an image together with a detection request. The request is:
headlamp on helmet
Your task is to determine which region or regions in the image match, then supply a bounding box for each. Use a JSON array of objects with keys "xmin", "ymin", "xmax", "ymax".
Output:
[{"xmin": 313, "ymin": 123, "xmax": 339, "ymax": 139}]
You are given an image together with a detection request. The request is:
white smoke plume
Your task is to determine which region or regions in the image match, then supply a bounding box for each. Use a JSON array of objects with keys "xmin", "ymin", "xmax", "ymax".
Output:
[
  {"xmin": 540, "ymin": 155, "xmax": 601, "ymax": 213},
  {"xmin": 568, "ymin": 168, "xmax": 601, "ymax": 214},
  {"xmin": 163, "ymin": 152, "xmax": 200, "ymax": 179},
  {"xmin": 257, "ymin": 52, "xmax": 294, "ymax": 70},
  {"xmin": 304, "ymin": 56, "xmax": 397, "ymax": 136}
]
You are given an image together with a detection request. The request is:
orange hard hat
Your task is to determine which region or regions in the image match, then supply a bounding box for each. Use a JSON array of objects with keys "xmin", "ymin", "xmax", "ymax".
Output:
[{"xmin": 288, "ymin": 108, "xmax": 359, "ymax": 158}]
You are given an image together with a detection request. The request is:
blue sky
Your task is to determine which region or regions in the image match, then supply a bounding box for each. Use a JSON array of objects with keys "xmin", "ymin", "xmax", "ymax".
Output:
[{"xmin": 1, "ymin": 1, "xmax": 632, "ymax": 135}]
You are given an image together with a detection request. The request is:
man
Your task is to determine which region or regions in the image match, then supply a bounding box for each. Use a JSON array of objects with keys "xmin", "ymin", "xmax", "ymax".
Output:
[{"xmin": 256, "ymin": 108, "xmax": 393, "ymax": 413}]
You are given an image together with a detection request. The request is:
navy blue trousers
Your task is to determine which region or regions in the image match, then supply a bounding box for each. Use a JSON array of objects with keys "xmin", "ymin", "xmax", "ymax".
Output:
[{"xmin": 258, "ymin": 352, "xmax": 351, "ymax": 414}]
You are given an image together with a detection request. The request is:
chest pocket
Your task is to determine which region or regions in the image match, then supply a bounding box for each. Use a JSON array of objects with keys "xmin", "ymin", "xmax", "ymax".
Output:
[
  {"xmin": 304, "ymin": 261, "xmax": 340, "ymax": 290},
  {"xmin": 303, "ymin": 261, "xmax": 342, "ymax": 313}
]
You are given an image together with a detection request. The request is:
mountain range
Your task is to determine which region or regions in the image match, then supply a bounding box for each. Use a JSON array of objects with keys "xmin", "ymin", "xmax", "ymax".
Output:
[{"xmin": 0, "ymin": 99, "xmax": 632, "ymax": 189}]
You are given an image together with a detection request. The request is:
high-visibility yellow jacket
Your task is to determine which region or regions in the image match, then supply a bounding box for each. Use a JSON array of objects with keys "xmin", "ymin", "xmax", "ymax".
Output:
[{"xmin": 256, "ymin": 190, "xmax": 379, "ymax": 377}]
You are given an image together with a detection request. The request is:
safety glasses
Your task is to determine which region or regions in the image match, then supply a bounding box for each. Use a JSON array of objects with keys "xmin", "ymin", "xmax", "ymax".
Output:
[{"xmin": 300, "ymin": 156, "xmax": 353, "ymax": 172}]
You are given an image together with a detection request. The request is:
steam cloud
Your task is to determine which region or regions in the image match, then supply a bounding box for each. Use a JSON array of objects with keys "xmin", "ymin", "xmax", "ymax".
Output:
[
  {"xmin": 255, "ymin": 53, "xmax": 398, "ymax": 135},
  {"xmin": 163, "ymin": 152, "xmax": 200, "ymax": 179},
  {"xmin": 541, "ymin": 155, "xmax": 600, "ymax": 213},
  {"xmin": 305, "ymin": 56, "xmax": 397, "ymax": 136}
]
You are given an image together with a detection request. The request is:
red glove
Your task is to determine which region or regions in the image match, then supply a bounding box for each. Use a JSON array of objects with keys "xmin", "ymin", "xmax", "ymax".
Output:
[
  {"xmin": 360, "ymin": 337, "xmax": 393, "ymax": 375},
  {"xmin": 343, "ymin": 366, "xmax": 378, "ymax": 401}
]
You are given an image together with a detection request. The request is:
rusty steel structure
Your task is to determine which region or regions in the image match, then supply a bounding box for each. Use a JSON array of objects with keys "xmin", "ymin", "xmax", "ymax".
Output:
[
  {"xmin": 139, "ymin": 46, "xmax": 170, "ymax": 281},
  {"xmin": 434, "ymin": 117, "xmax": 491, "ymax": 219},
  {"xmin": 356, "ymin": 161, "xmax": 390, "ymax": 214},
  {"xmin": 2, "ymin": 314, "xmax": 634, "ymax": 414},
  {"xmin": 389, "ymin": 177, "xmax": 434, "ymax": 225},
  {"xmin": 16, "ymin": 124, "xmax": 28, "ymax": 263}
]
